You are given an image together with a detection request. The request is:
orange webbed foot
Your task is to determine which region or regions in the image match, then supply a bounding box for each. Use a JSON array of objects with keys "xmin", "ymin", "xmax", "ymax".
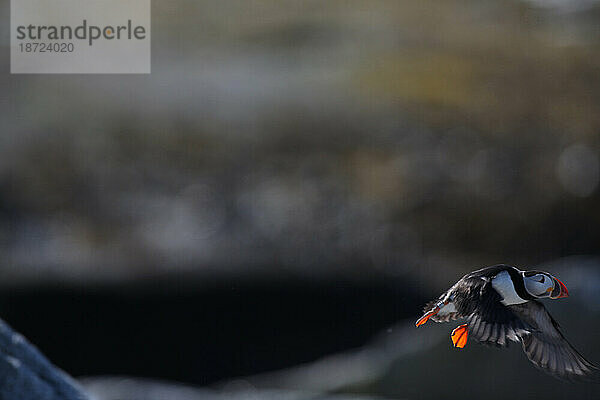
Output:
[
  {"xmin": 451, "ymin": 324, "xmax": 468, "ymax": 348},
  {"xmin": 415, "ymin": 306, "xmax": 440, "ymax": 327}
]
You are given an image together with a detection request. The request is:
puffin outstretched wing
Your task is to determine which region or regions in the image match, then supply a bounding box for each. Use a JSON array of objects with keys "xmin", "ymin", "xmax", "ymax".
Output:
[
  {"xmin": 509, "ymin": 301, "xmax": 598, "ymax": 381},
  {"xmin": 462, "ymin": 278, "xmax": 597, "ymax": 379}
]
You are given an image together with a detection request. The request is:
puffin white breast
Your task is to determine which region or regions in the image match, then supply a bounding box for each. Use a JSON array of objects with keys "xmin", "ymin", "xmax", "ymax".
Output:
[{"xmin": 491, "ymin": 270, "xmax": 528, "ymax": 305}]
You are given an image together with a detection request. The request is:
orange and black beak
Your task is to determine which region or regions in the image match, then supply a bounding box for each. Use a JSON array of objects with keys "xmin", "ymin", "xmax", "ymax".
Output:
[{"xmin": 550, "ymin": 276, "xmax": 569, "ymax": 299}]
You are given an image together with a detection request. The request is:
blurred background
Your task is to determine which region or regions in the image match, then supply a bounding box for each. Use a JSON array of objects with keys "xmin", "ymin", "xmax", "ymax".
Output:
[{"xmin": 1, "ymin": 0, "xmax": 600, "ymax": 399}]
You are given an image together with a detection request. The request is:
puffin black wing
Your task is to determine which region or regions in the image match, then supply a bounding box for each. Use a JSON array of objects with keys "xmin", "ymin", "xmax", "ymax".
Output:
[
  {"xmin": 509, "ymin": 301, "xmax": 598, "ymax": 381},
  {"xmin": 453, "ymin": 274, "xmax": 529, "ymax": 347}
]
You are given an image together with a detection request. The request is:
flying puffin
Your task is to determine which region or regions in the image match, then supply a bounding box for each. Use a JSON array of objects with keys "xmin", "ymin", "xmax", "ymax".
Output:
[{"xmin": 416, "ymin": 264, "xmax": 597, "ymax": 380}]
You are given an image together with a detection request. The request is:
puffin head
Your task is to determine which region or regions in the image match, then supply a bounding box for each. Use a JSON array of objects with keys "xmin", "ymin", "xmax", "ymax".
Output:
[{"xmin": 522, "ymin": 270, "xmax": 569, "ymax": 299}]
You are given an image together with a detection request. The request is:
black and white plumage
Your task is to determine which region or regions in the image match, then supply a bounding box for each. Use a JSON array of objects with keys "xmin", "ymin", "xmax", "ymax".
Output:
[{"xmin": 416, "ymin": 264, "xmax": 597, "ymax": 381}]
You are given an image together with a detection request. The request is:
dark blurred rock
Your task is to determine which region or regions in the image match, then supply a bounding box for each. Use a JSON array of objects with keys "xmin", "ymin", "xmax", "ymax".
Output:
[{"xmin": 0, "ymin": 319, "xmax": 88, "ymax": 400}]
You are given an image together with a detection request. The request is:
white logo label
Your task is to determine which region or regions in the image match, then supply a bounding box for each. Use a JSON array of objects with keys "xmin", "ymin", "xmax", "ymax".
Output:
[{"xmin": 11, "ymin": 0, "xmax": 151, "ymax": 74}]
